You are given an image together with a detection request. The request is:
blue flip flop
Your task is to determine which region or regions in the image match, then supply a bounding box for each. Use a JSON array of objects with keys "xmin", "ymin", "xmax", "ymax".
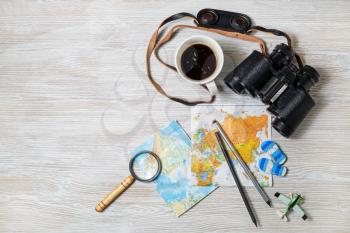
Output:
[
  {"xmin": 261, "ymin": 140, "xmax": 287, "ymax": 164},
  {"xmin": 258, "ymin": 157, "xmax": 287, "ymax": 176}
]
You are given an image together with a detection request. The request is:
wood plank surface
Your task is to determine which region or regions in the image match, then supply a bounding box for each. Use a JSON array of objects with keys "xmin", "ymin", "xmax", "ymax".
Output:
[{"xmin": 0, "ymin": 1, "xmax": 349, "ymax": 232}]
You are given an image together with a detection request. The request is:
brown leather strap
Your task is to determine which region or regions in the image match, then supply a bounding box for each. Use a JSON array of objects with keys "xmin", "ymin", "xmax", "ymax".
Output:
[
  {"xmin": 146, "ymin": 13, "xmax": 267, "ymax": 106},
  {"xmin": 154, "ymin": 25, "xmax": 267, "ymax": 70},
  {"xmin": 248, "ymin": 25, "xmax": 303, "ymax": 68}
]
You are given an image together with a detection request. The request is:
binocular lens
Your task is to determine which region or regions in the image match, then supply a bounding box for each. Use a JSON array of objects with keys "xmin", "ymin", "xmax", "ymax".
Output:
[
  {"xmin": 230, "ymin": 16, "xmax": 250, "ymax": 30},
  {"xmin": 199, "ymin": 11, "xmax": 218, "ymax": 25}
]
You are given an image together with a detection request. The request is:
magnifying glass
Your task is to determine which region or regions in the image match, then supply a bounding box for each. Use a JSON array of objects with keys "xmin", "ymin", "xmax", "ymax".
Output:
[{"xmin": 95, "ymin": 150, "xmax": 162, "ymax": 212}]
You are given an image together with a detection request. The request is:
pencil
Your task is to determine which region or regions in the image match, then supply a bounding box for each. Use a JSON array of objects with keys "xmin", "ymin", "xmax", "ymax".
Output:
[
  {"xmin": 213, "ymin": 120, "xmax": 272, "ymax": 207},
  {"xmin": 215, "ymin": 132, "xmax": 258, "ymax": 227}
]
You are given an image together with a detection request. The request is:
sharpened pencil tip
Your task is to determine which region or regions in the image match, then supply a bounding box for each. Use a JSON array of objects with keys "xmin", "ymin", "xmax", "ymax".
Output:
[
  {"xmin": 253, "ymin": 219, "xmax": 258, "ymax": 227},
  {"xmin": 266, "ymin": 200, "xmax": 272, "ymax": 207}
]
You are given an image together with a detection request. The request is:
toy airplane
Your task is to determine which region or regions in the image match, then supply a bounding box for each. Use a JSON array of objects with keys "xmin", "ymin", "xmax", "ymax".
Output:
[{"xmin": 274, "ymin": 192, "xmax": 308, "ymax": 222}]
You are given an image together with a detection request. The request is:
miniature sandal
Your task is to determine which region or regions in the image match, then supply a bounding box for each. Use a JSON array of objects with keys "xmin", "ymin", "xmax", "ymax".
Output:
[
  {"xmin": 258, "ymin": 157, "xmax": 287, "ymax": 176},
  {"xmin": 261, "ymin": 140, "xmax": 286, "ymax": 164}
]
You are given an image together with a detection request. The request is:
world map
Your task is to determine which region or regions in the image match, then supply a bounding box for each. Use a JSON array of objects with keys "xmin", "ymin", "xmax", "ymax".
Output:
[
  {"xmin": 130, "ymin": 121, "xmax": 217, "ymax": 217},
  {"xmin": 190, "ymin": 105, "xmax": 272, "ymax": 187}
]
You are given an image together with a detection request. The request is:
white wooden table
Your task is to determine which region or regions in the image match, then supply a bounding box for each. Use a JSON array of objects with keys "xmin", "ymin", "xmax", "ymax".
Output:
[{"xmin": 1, "ymin": 1, "xmax": 350, "ymax": 232}]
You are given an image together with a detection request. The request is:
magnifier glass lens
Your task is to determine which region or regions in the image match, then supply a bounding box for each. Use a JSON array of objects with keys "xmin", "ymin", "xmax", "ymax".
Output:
[{"xmin": 131, "ymin": 152, "xmax": 160, "ymax": 180}]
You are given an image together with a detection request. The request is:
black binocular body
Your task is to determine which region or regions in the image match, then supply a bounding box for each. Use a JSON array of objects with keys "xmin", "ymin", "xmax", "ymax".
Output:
[{"xmin": 224, "ymin": 44, "xmax": 319, "ymax": 137}]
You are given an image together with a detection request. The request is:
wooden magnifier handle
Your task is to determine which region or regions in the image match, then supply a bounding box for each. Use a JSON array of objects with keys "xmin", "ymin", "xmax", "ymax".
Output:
[{"xmin": 95, "ymin": 175, "xmax": 135, "ymax": 212}]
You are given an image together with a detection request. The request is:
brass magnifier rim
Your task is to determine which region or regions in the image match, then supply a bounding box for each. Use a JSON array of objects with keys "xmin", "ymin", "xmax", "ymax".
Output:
[{"xmin": 129, "ymin": 150, "xmax": 162, "ymax": 182}]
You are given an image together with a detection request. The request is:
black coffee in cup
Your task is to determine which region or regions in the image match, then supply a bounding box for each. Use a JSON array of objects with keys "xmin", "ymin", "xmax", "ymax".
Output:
[{"xmin": 180, "ymin": 44, "xmax": 217, "ymax": 80}]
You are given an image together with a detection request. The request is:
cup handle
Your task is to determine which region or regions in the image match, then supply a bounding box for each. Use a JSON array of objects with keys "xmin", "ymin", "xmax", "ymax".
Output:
[{"xmin": 205, "ymin": 81, "xmax": 218, "ymax": 96}]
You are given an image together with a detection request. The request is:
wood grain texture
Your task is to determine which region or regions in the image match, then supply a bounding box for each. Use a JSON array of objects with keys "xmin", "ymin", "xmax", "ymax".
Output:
[{"xmin": 0, "ymin": 0, "xmax": 349, "ymax": 232}]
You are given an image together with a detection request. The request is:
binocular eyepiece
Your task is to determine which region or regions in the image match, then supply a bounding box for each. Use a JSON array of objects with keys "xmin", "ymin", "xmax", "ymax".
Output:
[{"xmin": 224, "ymin": 43, "xmax": 319, "ymax": 137}]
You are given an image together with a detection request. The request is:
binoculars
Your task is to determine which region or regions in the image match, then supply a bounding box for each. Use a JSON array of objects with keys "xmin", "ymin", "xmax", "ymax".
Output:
[{"xmin": 225, "ymin": 43, "xmax": 319, "ymax": 137}]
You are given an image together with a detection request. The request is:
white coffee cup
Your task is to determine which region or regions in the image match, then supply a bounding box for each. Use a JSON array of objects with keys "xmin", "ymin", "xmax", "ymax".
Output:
[{"xmin": 175, "ymin": 35, "xmax": 224, "ymax": 95}]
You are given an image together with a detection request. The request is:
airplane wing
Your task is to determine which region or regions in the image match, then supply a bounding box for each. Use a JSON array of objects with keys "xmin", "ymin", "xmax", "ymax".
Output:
[
  {"xmin": 274, "ymin": 192, "xmax": 290, "ymax": 205},
  {"xmin": 292, "ymin": 204, "xmax": 308, "ymax": 220}
]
